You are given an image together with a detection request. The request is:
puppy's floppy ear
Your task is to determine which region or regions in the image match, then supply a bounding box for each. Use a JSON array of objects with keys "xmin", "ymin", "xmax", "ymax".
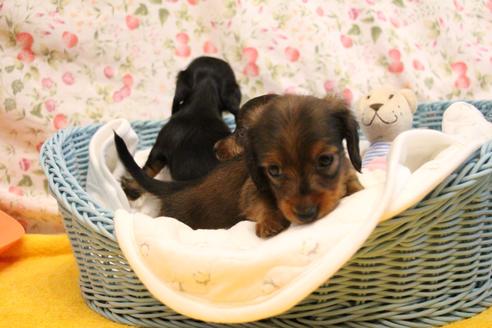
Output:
[
  {"xmin": 171, "ymin": 70, "xmax": 191, "ymax": 115},
  {"xmin": 399, "ymin": 88, "xmax": 417, "ymax": 114},
  {"xmin": 244, "ymin": 134, "xmax": 277, "ymax": 205},
  {"xmin": 220, "ymin": 81, "xmax": 241, "ymax": 117},
  {"xmin": 332, "ymin": 105, "xmax": 362, "ymax": 172}
]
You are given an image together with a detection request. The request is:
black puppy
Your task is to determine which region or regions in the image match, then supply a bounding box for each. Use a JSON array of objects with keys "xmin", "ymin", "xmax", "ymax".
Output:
[
  {"xmin": 172, "ymin": 56, "xmax": 241, "ymax": 115},
  {"xmin": 122, "ymin": 56, "xmax": 241, "ymax": 200}
]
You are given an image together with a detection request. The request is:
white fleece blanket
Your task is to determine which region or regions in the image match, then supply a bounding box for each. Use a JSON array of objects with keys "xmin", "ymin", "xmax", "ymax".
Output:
[{"xmin": 86, "ymin": 102, "xmax": 492, "ymax": 323}]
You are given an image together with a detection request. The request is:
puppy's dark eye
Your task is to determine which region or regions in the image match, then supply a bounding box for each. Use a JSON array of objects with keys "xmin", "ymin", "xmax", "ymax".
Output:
[
  {"xmin": 389, "ymin": 94, "xmax": 394, "ymax": 99},
  {"xmin": 366, "ymin": 95, "xmax": 370, "ymax": 99},
  {"xmin": 267, "ymin": 165, "xmax": 282, "ymax": 178},
  {"xmin": 317, "ymin": 154, "xmax": 334, "ymax": 168}
]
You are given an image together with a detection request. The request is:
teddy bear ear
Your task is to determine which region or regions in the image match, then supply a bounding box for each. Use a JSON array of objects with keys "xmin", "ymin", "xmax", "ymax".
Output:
[{"xmin": 399, "ymin": 89, "xmax": 417, "ymax": 113}]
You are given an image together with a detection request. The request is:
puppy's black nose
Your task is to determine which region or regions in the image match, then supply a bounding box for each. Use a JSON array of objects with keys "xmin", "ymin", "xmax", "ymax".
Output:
[
  {"xmin": 294, "ymin": 206, "xmax": 318, "ymax": 222},
  {"xmin": 369, "ymin": 103, "xmax": 383, "ymax": 111}
]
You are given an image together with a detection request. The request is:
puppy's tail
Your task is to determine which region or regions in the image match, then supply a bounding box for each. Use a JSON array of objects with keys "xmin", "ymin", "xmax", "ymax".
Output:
[{"xmin": 113, "ymin": 132, "xmax": 189, "ymax": 196}]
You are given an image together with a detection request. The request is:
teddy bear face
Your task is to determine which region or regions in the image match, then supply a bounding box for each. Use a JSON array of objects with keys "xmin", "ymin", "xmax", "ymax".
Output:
[{"xmin": 357, "ymin": 88, "xmax": 417, "ymax": 143}]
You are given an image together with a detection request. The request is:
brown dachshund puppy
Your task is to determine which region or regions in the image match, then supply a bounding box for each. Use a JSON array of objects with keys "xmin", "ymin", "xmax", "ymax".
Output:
[
  {"xmin": 240, "ymin": 95, "xmax": 363, "ymax": 236},
  {"xmin": 114, "ymin": 94, "xmax": 363, "ymax": 238}
]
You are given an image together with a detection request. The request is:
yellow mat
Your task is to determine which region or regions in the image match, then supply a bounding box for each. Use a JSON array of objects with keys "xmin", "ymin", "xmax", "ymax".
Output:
[{"xmin": 0, "ymin": 234, "xmax": 490, "ymax": 328}]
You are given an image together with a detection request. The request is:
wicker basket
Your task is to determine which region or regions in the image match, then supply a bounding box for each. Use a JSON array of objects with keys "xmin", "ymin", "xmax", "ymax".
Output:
[{"xmin": 40, "ymin": 100, "xmax": 492, "ymax": 328}]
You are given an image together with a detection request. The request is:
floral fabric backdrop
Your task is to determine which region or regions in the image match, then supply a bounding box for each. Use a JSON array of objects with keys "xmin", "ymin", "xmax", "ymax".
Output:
[{"xmin": 0, "ymin": 0, "xmax": 491, "ymax": 233}]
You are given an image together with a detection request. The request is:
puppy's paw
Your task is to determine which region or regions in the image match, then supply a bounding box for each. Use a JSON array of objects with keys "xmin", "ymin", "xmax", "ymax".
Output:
[
  {"xmin": 121, "ymin": 176, "xmax": 143, "ymax": 201},
  {"xmin": 214, "ymin": 136, "xmax": 243, "ymax": 161},
  {"xmin": 255, "ymin": 218, "xmax": 290, "ymax": 239}
]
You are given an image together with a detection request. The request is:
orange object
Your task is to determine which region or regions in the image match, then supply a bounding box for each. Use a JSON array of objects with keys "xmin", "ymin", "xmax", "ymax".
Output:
[{"xmin": 0, "ymin": 210, "xmax": 25, "ymax": 254}]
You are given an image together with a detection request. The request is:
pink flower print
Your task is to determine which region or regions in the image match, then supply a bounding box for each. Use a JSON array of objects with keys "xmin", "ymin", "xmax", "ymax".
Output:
[
  {"xmin": 19, "ymin": 158, "xmax": 31, "ymax": 171},
  {"xmin": 438, "ymin": 17, "xmax": 446, "ymax": 28},
  {"xmin": 366, "ymin": 0, "xmax": 375, "ymax": 4},
  {"xmin": 343, "ymin": 88, "xmax": 353, "ymax": 104},
  {"xmin": 340, "ymin": 34, "xmax": 353, "ymax": 48},
  {"xmin": 17, "ymin": 49, "xmax": 35, "ymax": 63},
  {"xmin": 284, "ymin": 47, "xmax": 300, "ymax": 62},
  {"xmin": 187, "ymin": 0, "xmax": 198, "ymax": 4},
  {"xmin": 176, "ymin": 32, "xmax": 190, "ymax": 44},
  {"xmin": 388, "ymin": 49, "xmax": 401, "ymax": 61},
  {"xmin": 175, "ymin": 33, "xmax": 191, "ymax": 57},
  {"xmin": 324, "ymin": 80, "xmax": 335, "ymax": 92},
  {"xmin": 120, "ymin": 85, "xmax": 131, "ymax": 98},
  {"xmin": 412, "ymin": 59, "xmax": 424, "ymax": 70},
  {"xmin": 44, "ymin": 99, "xmax": 56, "ymax": 112},
  {"xmin": 390, "ymin": 17, "xmax": 400, "ymax": 28},
  {"xmin": 454, "ymin": 75, "xmax": 470, "ymax": 89},
  {"xmin": 62, "ymin": 31, "xmax": 78, "ymax": 48},
  {"xmin": 203, "ymin": 40, "xmax": 217, "ymax": 54},
  {"xmin": 376, "ymin": 11, "xmax": 386, "ymax": 21},
  {"xmin": 243, "ymin": 62, "xmax": 259, "ymax": 77},
  {"xmin": 113, "ymin": 91, "xmax": 124, "ymax": 103},
  {"xmin": 316, "ymin": 6, "xmax": 324, "ymax": 16},
  {"xmin": 126, "ymin": 15, "xmax": 140, "ymax": 30},
  {"xmin": 53, "ymin": 114, "xmax": 68, "ymax": 130},
  {"xmin": 242, "ymin": 47, "xmax": 258, "ymax": 63},
  {"xmin": 451, "ymin": 61, "xmax": 467, "ymax": 75},
  {"xmin": 62, "ymin": 72, "xmax": 75, "ymax": 85},
  {"xmin": 388, "ymin": 49, "xmax": 404, "ymax": 74},
  {"xmin": 348, "ymin": 8, "xmax": 360, "ymax": 20},
  {"xmin": 42, "ymin": 78, "xmax": 54, "ymax": 89},
  {"xmin": 388, "ymin": 61, "xmax": 404, "ymax": 74},
  {"xmin": 122, "ymin": 74, "xmax": 133, "ymax": 88},
  {"xmin": 9, "ymin": 186, "xmax": 24, "ymax": 196},
  {"xmin": 175, "ymin": 44, "xmax": 191, "ymax": 57},
  {"xmin": 453, "ymin": 0, "xmax": 464, "ymax": 11},
  {"xmin": 487, "ymin": 0, "xmax": 492, "ymax": 12},
  {"xmin": 103, "ymin": 66, "xmax": 114, "ymax": 79},
  {"xmin": 451, "ymin": 61, "xmax": 470, "ymax": 89},
  {"xmin": 16, "ymin": 32, "xmax": 34, "ymax": 49}
]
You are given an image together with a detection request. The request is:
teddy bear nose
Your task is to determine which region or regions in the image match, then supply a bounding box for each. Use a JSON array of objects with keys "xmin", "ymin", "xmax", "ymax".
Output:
[{"xmin": 369, "ymin": 103, "xmax": 383, "ymax": 111}]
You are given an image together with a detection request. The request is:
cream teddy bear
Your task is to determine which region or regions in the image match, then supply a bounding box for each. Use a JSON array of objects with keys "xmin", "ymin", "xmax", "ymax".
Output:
[{"xmin": 357, "ymin": 87, "xmax": 417, "ymax": 171}]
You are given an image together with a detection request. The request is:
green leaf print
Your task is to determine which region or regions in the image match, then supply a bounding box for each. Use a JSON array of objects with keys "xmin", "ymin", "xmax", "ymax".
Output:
[
  {"xmin": 149, "ymin": 0, "xmax": 162, "ymax": 3},
  {"xmin": 135, "ymin": 4, "xmax": 149, "ymax": 16},
  {"xmin": 30, "ymin": 66, "xmax": 40, "ymax": 80},
  {"xmin": 4, "ymin": 98, "xmax": 16, "ymax": 112},
  {"xmin": 18, "ymin": 175, "xmax": 33, "ymax": 187},
  {"xmin": 348, "ymin": 24, "xmax": 361, "ymax": 35},
  {"xmin": 43, "ymin": 179, "xmax": 49, "ymax": 194},
  {"xmin": 5, "ymin": 65, "xmax": 15, "ymax": 73},
  {"xmin": 30, "ymin": 103, "xmax": 43, "ymax": 118},
  {"xmin": 393, "ymin": 0, "xmax": 405, "ymax": 7},
  {"xmin": 159, "ymin": 8, "xmax": 169, "ymax": 25},
  {"xmin": 424, "ymin": 77, "xmax": 434, "ymax": 89},
  {"xmin": 371, "ymin": 26, "xmax": 382, "ymax": 42},
  {"xmin": 11, "ymin": 79, "xmax": 24, "ymax": 95}
]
